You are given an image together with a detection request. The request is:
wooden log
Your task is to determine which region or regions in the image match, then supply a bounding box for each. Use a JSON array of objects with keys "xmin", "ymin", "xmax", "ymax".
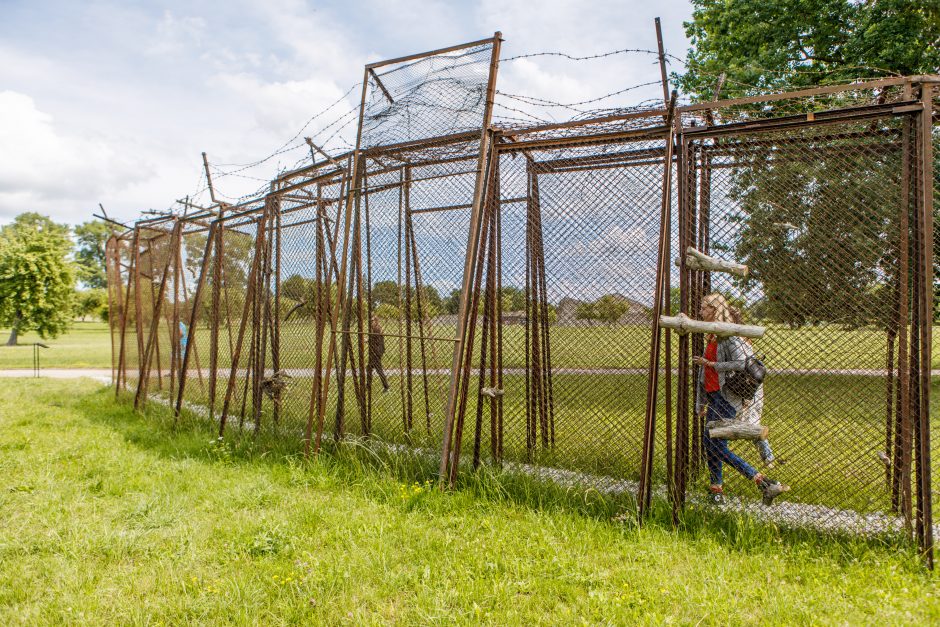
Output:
[
  {"xmin": 675, "ymin": 246, "xmax": 748, "ymax": 277},
  {"xmin": 706, "ymin": 419, "xmax": 768, "ymax": 440},
  {"xmin": 659, "ymin": 313, "xmax": 765, "ymax": 338}
]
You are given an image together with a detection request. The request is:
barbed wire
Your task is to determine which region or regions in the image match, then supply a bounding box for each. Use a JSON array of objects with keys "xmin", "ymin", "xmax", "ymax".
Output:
[{"xmin": 500, "ymin": 48, "xmax": 663, "ymax": 63}]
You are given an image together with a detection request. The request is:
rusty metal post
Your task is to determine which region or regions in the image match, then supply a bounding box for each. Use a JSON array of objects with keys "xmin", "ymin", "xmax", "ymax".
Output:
[
  {"xmin": 638, "ymin": 92, "xmax": 677, "ymax": 519},
  {"xmin": 175, "ymin": 222, "xmax": 216, "ymax": 417},
  {"xmin": 220, "ymin": 213, "xmax": 267, "ymax": 436},
  {"xmin": 915, "ymin": 83, "xmax": 934, "ymax": 567},
  {"xmin": 135, "ymin": 222, "xmax": 182, "ymax": 408},
  {"xmin": 440, "ymin": 33, "xmax": 503, "ymax": 484}
]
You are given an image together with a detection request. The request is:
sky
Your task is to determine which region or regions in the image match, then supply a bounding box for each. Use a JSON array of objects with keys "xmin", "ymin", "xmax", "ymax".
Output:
[{"xmin": 0, "ymin": 0, "xmax": 695, "ymax": 227}]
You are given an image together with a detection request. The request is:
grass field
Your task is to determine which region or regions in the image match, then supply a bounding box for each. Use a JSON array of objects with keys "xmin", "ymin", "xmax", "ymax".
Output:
[
  {"xmin": 3, "ymin": 319, "xmax": 939, "ymax": 372},
  {"xmin": 162, "ymin": 368, "xmax": 940, "ymax": 515},
  {"xmin": 0, "ymin": 322, "xmax": 113, "ymax": 369},
  {"xmin": 0, "ymin": 378, "xmax": 936, "ymax": 624}
]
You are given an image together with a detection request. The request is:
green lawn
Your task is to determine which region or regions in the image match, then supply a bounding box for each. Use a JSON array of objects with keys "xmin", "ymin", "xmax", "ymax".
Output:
[
  {"xmin": 3, "ymin": 318, "xmax": 939, "ymax": 372},
  {"xmin": 0, "ymin": 379, "xmax": 935, "ymax": 624},
  {"xmin": 0, "ymin": 322, "xmax": 113, "ymax": 369},
  {"xmin": 162, "ymin": 369, "xmax": 940, "ymax": 515}
]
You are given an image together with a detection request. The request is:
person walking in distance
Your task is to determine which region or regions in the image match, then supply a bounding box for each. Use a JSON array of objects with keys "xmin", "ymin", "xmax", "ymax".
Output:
[{"xmin": 368, "ymin": 314, "xmax": 390, "ymax": 393}]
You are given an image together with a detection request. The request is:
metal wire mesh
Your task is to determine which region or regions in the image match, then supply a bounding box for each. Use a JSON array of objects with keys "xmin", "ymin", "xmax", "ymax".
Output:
[{"xmin": 106, "ymin": 40, "xmax": 938, "ymax": 564}]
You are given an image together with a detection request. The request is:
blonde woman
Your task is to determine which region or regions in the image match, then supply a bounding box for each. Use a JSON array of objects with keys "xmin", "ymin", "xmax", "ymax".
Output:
[{"xmin": 692, "ymin": 293, "xmax": 786, "ymax": 506}]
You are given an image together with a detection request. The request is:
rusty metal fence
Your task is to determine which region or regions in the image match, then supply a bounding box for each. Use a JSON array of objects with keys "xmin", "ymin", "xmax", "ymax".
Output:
[{"xmin": 105, "ymin": 34, "xmax": 939, "ymax": 566}]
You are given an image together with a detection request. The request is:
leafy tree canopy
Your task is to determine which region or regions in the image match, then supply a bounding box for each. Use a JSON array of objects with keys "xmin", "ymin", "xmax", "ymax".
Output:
[
  {"xmin": 676, "ymin": 0, "xmax": 940, "ymax": 100},
  {"xmin": 74, "ymin": 220, "xmax": 111, "ymax": 289},
  {"xmin": 0, "ymin": 213, "xmax": 76, "ymax": 345}
]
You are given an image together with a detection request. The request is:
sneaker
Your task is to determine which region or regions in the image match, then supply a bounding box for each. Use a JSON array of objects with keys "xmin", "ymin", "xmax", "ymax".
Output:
[
  {"xmin": 764, "ymin": 459, "xmax": 775, "ymax": 471},
  {"xmin": 757, "ymin": 477, "xmax": 789, "ymax": 506},
  {"xmin": 708, "ymin": 486, "xmax": 725, "ymax": 505}
]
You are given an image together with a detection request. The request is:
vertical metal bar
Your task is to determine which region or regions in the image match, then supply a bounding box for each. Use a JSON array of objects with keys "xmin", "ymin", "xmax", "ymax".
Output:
[
  {"xmin": 220, "ymin": 215, "xmax": 266, "ymax": 437},
  {"xmin": 638, "ymin": 93, "xmax": 677, "ymax": 519},
  {"xmin": 176, "ymin": 223, "xmax": 216, "ymax": 417},
  {"xmin": 406, "ymin": 203, "xmax": 434, "ymax": 434},
  {"xmin": 273, "ymin": 195, "xmax": 282, "ymax": 425},
  {"xmin": 448, "ymin": 156, "xmax": 496, "ymax": 484},
  {"xmin": 897, "ymin": 102, "xmax": 913, "ymax": 525},
  {"xmin": 209, "ymin": 217, "xmax": 223, "ymax": 421},
  {"xmin": 404, "ymin": 165, "xmax": 415, "ymax": 432},
  {"xmin": 396, "ymin": 168, "xmax": 407, "ymax": 434},
  {"xmin": 915, "ymin": 84, "xmax": 934, "ymax": 567},
  {"xmin": 117, "ymin": 230, "xmax": 138, "ymax": 395},
  {"xmin": 135, "ymin": 223, "xmax": 182, "ymax": 408},
  {"xmin": 440, "ymin": 33, "xmax": 502, "ymax": 483},
  {"xmin": 305, "ymin": 208, "xmax": 327, "ymax": 457},
  {"xmin": 314, "ymin": 72, "xmax": 369, "ymax": 454}
]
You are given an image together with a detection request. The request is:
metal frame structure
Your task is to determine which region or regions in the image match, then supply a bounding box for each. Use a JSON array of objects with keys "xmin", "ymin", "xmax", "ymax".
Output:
[{"xmin": 105, "ymin": 34, "xmax": 939, "ymax": 566}]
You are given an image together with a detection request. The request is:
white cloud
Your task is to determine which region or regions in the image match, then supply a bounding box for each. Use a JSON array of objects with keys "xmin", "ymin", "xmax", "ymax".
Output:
[
  {"xmin": 0, "ymin": 91, "xmax": 148, "ymax": 221},
  {"xmin": 0, "ymin": 0, "xmax": 694, "ymax": 226},
  {"xmin": 147, "ymin": 10, "xmax": 207, "ymax": 56}
]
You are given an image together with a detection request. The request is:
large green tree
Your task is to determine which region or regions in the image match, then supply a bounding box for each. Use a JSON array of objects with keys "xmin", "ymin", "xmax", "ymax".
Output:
[
  {"xmin": 74, "ymin": 220, "xmax": 111, "ymax": 289},
  {"xmin": 677, "ymin": 0, "xmax": 940, "ymax": 328},
  {"xmin": 677, "ymin": 0, "xmax": 940, "ymax": 100},
  {"xmin": 0, "ymin": 213, "xmax": 76, "ymax": 345}
]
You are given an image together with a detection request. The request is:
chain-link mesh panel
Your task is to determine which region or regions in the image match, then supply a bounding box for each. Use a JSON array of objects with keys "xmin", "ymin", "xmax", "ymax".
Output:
[
  {"xmin": 362, "ymin": 42, "xmax": 494, "ymax": 149},
  {"xmin": 456, "ymin": 136, "xmax": 675, "ymax": 487},
  {"xmin": 111, "ymin": 61, "xmax": 938, "ymax": 561},
  {"xmin": 681, "ymin": 113, "xmax": 923, "ymax": 533}
]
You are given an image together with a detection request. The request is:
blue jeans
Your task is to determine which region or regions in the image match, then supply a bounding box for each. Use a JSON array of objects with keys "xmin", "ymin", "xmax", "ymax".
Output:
[{"xmin": 704, "ymin": 391, "xmax": 758, "ymax": 485}]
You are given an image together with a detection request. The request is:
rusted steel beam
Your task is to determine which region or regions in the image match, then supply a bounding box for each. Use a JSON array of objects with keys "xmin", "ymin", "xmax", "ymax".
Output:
[
  {"xmin": 175, "ymin": 222, "xmax": 216, "ymax": 418},
  {"xmin": 365, "ymin": 35, "xmax": 497, "ymax": 70},
  {"xmin": 219, "ymin": 214, "xmax": 266, "ymax": 437},
  {"xmin": 638, "ymin": 91, "xmax": 677, "ymax": 520},
  {"xmin": 367, "ymin": 68, "xmax": 394, "ymax": 104},
  {"xmin": 915, "ymin": 84, "xmax": 934, "ymax": 568},
  {"xmin": 440, "ymin": 32, "xmax": 502, "ymax": 485},
  {"xmin": 135, "ymin": 221, "xmax": 183, "ymax": 408}
]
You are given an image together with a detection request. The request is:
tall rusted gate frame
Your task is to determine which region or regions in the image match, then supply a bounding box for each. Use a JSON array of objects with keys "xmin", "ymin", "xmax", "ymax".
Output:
[{"xmin": 106, "ymin": 36, "xmax": 939, "ymax": 566}]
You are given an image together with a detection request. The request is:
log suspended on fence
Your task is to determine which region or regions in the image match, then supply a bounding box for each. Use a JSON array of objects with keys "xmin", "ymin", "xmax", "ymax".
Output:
[
  {"xmin": 706, "ymin": 419, "xmax": 768, "ymax": 441},
  {"xmin": 675, "ymin": 246, "xmax": 748, "ymax": 277},
  {"xmin": 659, "ymin": 313, "xmax": 765, "ymax": 338}
]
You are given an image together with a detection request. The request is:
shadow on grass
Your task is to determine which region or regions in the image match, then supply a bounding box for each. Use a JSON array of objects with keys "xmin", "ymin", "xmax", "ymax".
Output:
[{"xmin": 78, "ymin": 386, "xmax": 926, "ymax": 573}]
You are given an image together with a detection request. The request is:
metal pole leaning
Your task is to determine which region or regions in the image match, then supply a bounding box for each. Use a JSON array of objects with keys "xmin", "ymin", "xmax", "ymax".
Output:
[
  {"xmin": 311, "ymin": 74, "xmax": 368, "ymax": 455},
  {"xmin": 175, "ymin": 222, "xmax": 217, "ymax": 418},
  {"xmin": 440, "ymin": 32, "xmax": 502, "ymax": 485},
  {"xmin": 638, "ymin": 92, "xmax": 678, "ymax": 520},
  {"xmin": 135, "ymin": 221, "xmax": 182, "ymax": 409}
]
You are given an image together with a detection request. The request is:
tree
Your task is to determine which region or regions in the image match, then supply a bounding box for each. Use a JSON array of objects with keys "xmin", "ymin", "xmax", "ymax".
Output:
[
  {"xmin": 676, "ymin": 0, "xmax": 940, "ymax": 101},
  {"xmin": 443, "ymin": 288, "xmax": 460, "ymax": 314},
  {"xmin": 677, "ymin": 0, "xmax": 940, "ymax": 328},
  {"xmin": 501, "ymin": 286, "xmax": 526, "ymax": 312},
  {"xmin": 371, "ymin": 280, "xmax": 401, "ymax": 308},
  {"xmin": 575, "ymin": 301, "xmax": 597, "ymax": 325},
  {"xmin": 184, "ymin": 229, "xmax": 255, "ymax": 288},
  {"xmin": 74, "ymin": 220, "xmax": 111, "ymax": 289},
  {"xmin": 0, "ymin": 213, "xmax": 76, "ymax": 345},
  {"xmin": 594, "ymin": 295, "xmax": 630, "ymax": 326},
  {"xmin": 75, "ymin": 288, "xmax": 107, "ymax": 321}
]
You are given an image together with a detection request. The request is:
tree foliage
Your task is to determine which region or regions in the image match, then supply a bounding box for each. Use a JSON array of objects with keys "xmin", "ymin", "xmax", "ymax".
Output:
[
  {"xmin": 677, "ymin": 0, "xmax": 940, "ymax": 101},
  {"xmin": 74, "ymin": 220, "xmax": 111, "ymax": 289},
  {"xmin": 0, "ymin": 213, "xmax": 76, "ymax": 345},
  {"xmin": 677, "ymin": 0, "xmax": 940, "ymax": 328},
  {"xmin": 75, "ymin": 288, "xmax": 107, "ymax": 321}
]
